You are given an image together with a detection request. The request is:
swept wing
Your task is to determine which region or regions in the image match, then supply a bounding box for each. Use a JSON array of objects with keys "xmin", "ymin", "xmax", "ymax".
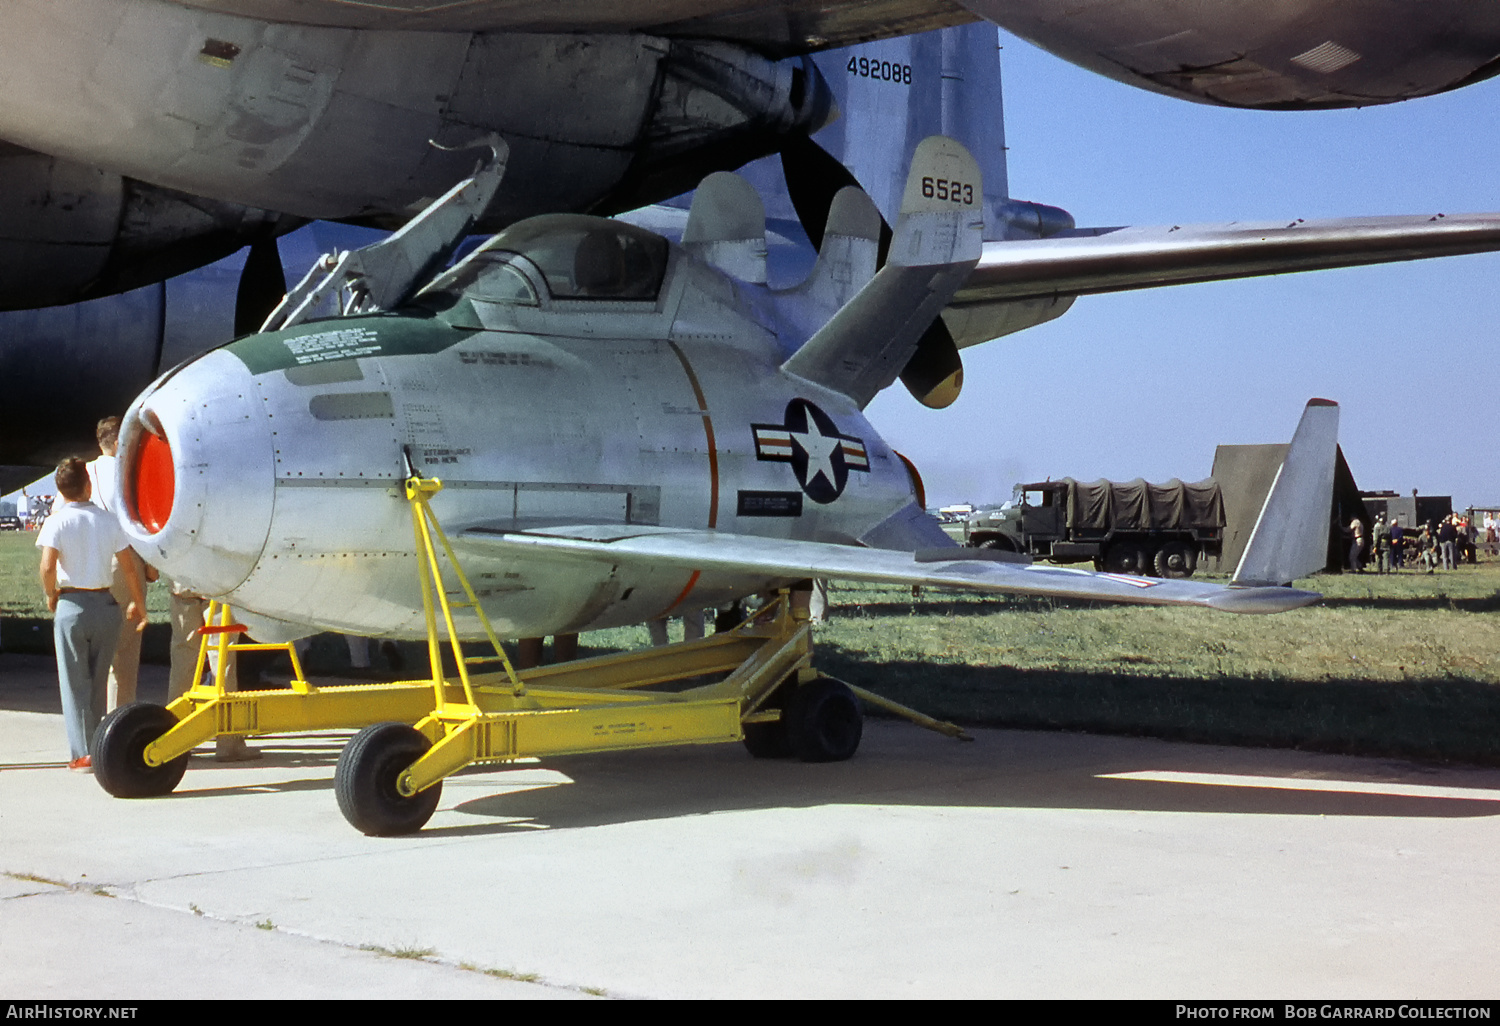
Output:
[{"xmin": 457, "ymin": 525, "xmax": 1319, "ymax": 615}]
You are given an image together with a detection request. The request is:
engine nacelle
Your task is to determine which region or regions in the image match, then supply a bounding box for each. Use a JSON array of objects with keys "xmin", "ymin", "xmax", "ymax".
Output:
[
  {"xmin": 0, "ymin": 2, "xmax": 835, "ymax": 232},
  {"xmin": 966, "ymin": 0, "xmax": 1500, "ymax": 109},
  {"xmin": 0, "ymin": 143, "xmax": 295, "ymax": 310}
]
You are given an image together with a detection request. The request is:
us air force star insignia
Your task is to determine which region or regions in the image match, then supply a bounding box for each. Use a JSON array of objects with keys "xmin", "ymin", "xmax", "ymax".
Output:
[{"xmin": 752, "ymin": 399, "xmax": 869, "ymax": 504}]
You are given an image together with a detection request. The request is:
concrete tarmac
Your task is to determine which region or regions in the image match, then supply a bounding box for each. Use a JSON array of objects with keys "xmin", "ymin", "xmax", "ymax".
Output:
[{"xmin": 2, "ymin": 652, "xmax": 1498, "ymax": 999}]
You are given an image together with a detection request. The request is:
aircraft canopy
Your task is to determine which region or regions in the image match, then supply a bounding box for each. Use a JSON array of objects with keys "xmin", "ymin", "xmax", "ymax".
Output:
[{"xmin": 480, "ymin": 214, "xmax": 669, "ymax": 302}]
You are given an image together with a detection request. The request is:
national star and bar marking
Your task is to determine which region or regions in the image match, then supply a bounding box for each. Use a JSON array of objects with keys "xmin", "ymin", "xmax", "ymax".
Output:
[{"xmin": 752, "ymin": 398, "xmax": 869, "ymax": 504}]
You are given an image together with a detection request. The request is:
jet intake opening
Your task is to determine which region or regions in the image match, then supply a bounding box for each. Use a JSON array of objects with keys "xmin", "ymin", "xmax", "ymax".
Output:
[{"xmin": 130, "ymin": 428, "xmax": 175, "ymax": 534}]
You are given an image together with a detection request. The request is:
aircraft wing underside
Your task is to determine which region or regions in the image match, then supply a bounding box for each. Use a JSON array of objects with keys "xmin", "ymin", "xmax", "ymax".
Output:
[
  {"xmin": 167, "ymin": 0, "xmax": 972, "ymax": 56},
  {"xmin": 954, "ymin": 212, "xmax": 1500, "ymax": 313},
  {"xmin": 457, "ymin": 524, "xmax": 1320, "ymax": 614}
]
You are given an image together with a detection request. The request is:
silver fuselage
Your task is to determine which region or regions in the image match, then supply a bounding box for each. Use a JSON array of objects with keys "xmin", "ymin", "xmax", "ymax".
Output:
[{"xmin": 116, "ymin": 240, "xmax": 916, "ymax": 640}]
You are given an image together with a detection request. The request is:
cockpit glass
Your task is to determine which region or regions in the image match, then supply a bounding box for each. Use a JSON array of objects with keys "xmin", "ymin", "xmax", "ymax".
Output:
[
  {"xmin": 436, "ymin": 253, "xmax": 540, "ymax": 305},
  {"xmin": 419, "ymin": 250, "xmax": 539, "ymax": 307},
  {"xmin": 477, "ymin": 214, "xmax": 668, "ymax": 301}
]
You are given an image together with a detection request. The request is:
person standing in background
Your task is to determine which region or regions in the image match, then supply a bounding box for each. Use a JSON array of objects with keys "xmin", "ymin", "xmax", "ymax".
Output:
[
  {"xmin": 86, "ymin": 416, "xmax": 155, "ymax": 711},
  {"xmin": 1438, "ymin": 515, "xmax": 1458, "ymax": 571},
  {"xmin": 36, "ymin": 457, "xmax": 146, "ymax": 770}
]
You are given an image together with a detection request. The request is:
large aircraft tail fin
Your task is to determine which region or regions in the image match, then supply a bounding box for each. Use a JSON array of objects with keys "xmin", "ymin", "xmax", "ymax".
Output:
[
  {"xmin": 800, "ymin": 24, "xmax": 1012, "ymax": 236},
  {"xmin": 781, "ymin": 137, "xmax": 982, "ymax": 408},
  {"xmin": 1232, "ymin": 399, "xmax": 1340, "ymax": 586}
]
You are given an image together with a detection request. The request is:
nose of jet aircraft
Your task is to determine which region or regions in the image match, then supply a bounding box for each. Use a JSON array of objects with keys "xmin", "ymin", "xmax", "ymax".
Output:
[{"xmin": 116, "ymin": 349, "xmax": 275, "ymax": 597}]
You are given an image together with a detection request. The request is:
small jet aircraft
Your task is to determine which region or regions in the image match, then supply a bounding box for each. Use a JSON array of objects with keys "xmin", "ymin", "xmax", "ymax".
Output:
[
  {"xmin": 89, "ymin": 136, "xmax": 1357, "ymax": 834},
  {"xmin": 111, "ymin": 136, "xmax": 1331, "ymax": 655}
]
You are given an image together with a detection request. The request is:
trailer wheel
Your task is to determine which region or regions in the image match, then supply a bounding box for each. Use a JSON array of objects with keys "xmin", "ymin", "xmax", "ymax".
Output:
[
  {"xmin": 785, "ymin": 680, "xmax": 863, "ymax": 763},
  {"xmin": 1154, "ymin": 541, "xmax": 1197, "ymax": 578},
  {"xmin": 93, "ymin": 703, "xmax": 189, "ymax": 798},
  {"xmin": 335, "ymin": 723, "xmax": 441, "ymax": 836},
  {"xmin": 1102, "ymin": 542, "xmax": 1149, "ymax": 575}
]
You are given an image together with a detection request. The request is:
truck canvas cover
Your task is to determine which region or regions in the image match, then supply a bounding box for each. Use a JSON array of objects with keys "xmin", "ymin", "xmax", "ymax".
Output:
[{"xmin": 1064, "ymin": 478, "xmax": 1224, "ymax": 532}]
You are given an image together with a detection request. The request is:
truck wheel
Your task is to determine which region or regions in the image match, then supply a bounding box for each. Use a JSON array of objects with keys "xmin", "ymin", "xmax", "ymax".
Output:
[
  {"xmin": 1102, "ymin": 543, "xmax": 1148, "ymax": 575},
  {"xmin": 1154, "ymin": 541, "xmax": 1197, "ymax": 578},
  {"xmin": 980, "ymin": 537, "xmax": 1017, "ymax": 552}
]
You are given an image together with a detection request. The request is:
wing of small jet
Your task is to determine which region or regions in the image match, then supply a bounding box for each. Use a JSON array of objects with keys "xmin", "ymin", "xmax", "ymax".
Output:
[
  {"xmin": 945, "ymin": 212, "xmax": 1500, "ymax": 347},
  {"xmin": 168, "ymin": 0, "xmax": 972, "ymax": 55},
  {"xmin": 456, "ymin": 525, "xmax": 1319, "ymax": 614}
]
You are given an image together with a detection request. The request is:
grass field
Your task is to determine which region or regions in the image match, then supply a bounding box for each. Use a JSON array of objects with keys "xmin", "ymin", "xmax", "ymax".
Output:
[{"xmin": 3, "ymin": 530, "xmax": 1498, "ymax": 764}]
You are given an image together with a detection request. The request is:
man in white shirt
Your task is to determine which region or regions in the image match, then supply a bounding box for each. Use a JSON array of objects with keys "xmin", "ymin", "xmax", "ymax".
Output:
[
  {"xmin": 37, "ymin": 457, "xmax": 146, "ymax": 770},
  {"xmin": 86, "ymin": 416, "xmax": 151, "ymax": 711}
]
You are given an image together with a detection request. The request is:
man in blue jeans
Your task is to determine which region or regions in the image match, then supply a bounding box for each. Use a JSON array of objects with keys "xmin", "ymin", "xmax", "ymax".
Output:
[{"xmin": 36, "ymin": 457, "xmax": 146, "ymax": 771}]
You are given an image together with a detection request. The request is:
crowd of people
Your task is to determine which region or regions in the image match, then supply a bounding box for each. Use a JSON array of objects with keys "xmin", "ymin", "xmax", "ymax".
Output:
[{"xmin": 1347, "ymin": 511, "xmax": 1494, "ymax": 573}]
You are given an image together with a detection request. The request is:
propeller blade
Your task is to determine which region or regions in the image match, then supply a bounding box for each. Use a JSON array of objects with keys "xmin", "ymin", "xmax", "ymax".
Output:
[
  {"xmin": 235, "ymin": 237, "xmax": 288, "ymax": 337},
  {"xmin": 781, "ymin": 134, "xmax": 960, "ymax": 407},
  {"xmin": 899, "ymin": 321, "xmax": 964, "ymax": 409},
  {"xmin": 780, "ymin": 134, "xmax": 890, "ymax": 261}
]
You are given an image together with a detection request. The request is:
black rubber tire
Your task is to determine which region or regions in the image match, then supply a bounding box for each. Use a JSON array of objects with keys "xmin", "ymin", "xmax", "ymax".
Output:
[
  {"xmin": 1153, "ymin": 540, "xmax": 1197, "ymax": 579},
  {"xmin": 784, "ymin": 679, "xmax": 863, "ymax": 763},
  {"xmin": 335, "ymin": 723, "xmax": 441, "ymax": 836},
  {"xmin": 742, "ymin": 717, "xmax": 793, "ymax": 759},
  {"xmin": 92, "ymin": 703, "xmax": 189, "ymax": 798},
  {"xmin": 979, "ymin": 537, "xmax": 1018, "ymax": 552},
  {"xmin": 1102, "ymin": 542, "xmax": 1149, "ymax": 575}
]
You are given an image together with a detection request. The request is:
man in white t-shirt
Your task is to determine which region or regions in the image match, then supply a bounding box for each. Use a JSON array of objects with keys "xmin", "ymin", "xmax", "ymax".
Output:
[
  {"xmin": 37, "ymin": 457, "xmax": 146, "ymax": 770},
  {"xmin": 86, "ymin": 415, "xmax": 152, "ymax": 711}
]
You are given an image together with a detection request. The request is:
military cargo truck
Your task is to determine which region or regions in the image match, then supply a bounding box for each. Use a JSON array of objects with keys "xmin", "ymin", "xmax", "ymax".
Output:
[{"xmin": 963, "ymin": 478, "xmax": 1225, "ymax": 577}]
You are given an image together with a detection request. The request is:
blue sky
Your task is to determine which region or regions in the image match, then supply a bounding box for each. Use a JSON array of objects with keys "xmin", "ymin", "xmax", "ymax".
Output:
[{"xmin": 870, "ymin": 29, "xmax": 1500, "ymax": 511}]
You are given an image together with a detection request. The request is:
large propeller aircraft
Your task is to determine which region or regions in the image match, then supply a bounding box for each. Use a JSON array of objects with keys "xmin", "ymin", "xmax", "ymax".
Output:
[{"xmin": 5, "ymin": 1, "xmax": 1500, "ymax": 486}]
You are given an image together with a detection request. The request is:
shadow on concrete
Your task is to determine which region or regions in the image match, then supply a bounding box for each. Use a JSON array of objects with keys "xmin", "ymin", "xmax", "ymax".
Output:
[
  {"xmin": 8, "ymin": 651, "xmax": 1499, "ymax": 836},
  {"xmin": 428, "ymin": 729, "xmax": 1500, "ymax": 837},
  {"xmin": 815, "ymin": 647, "xmax": 1500, "ymax": 768}
]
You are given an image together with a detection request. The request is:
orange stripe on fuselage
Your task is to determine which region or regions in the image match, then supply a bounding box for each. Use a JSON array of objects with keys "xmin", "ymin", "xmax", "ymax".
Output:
[
  {"xmin": 656, "ymin": 342, "xmax": 717, "ymax": 620},
  {"xmin": 664, "ymin": 340, "xmax": 718, "ymax": 529}
]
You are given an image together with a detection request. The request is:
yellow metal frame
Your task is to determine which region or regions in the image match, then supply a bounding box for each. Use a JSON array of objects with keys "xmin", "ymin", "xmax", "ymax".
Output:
[{"xmin": 142, "ymin": 474, "xmax": 862, "ymax": 785}]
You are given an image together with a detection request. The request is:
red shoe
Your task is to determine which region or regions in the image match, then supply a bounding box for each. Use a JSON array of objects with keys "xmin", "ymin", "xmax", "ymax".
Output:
[{"xmin": 68, "ymin": 756, "xmax": 91, "ymax": 772}]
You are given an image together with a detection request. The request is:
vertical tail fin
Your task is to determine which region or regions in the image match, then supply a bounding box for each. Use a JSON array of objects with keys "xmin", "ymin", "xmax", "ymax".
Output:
[
  {"xmin": 1233, "ymin": 399, "xmax": 1340, "ymax": 586},
  {"xmin": 805, "ymin": 23, "xmax": 1011, "ymax": 236},
  {"xmin": 774, "ymin": 186, "xmax": 882, "ymax": 340},
  {"xmin": 781, "ymin": 137, "xmax": 983, "ymax": 407}
]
